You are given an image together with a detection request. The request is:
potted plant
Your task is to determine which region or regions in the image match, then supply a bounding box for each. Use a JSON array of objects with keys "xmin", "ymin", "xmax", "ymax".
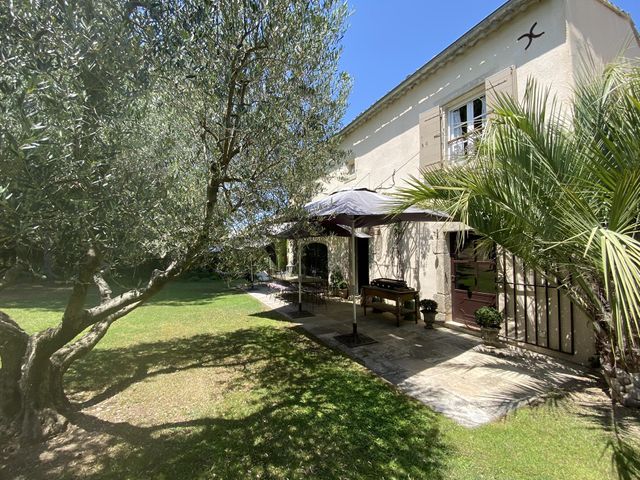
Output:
[
  {"xmin": 474, "ymin": 306, "xmax": 503, "ymax": 347},
  {"xmin": 420, "ymin": 299, "xmax": 438, "ymax": 329},
  {"xmin": 330, "ymin": 270, "xmax": 349, "ymax": 298},
  {"xmin": 337, "ymin": 280, "xmax": 349, "ymax": 299}
]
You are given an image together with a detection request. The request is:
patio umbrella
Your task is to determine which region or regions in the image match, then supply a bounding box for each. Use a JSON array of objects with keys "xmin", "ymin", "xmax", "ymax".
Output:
[
  {"xmin": 271, "ymin": 220, "xmax": 370, "ymax": 316},
  {"xmin": 304, "ymin": 188, "xmax": 447, "ymax": 342},
  {"xmin": 272, "ymin": 220, "xmax": 369, "ymax": 240}
]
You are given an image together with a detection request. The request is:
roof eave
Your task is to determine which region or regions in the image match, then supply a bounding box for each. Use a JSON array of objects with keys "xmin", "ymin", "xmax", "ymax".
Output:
[{"xmin": 338, "ymin": 0, "xmax": 538, "ymax": 138}]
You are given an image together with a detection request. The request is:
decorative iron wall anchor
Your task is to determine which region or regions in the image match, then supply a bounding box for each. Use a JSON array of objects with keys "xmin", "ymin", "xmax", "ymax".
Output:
[{"xmin": 518, "ymin": 22, "xmax": 545, "ymax": 50}]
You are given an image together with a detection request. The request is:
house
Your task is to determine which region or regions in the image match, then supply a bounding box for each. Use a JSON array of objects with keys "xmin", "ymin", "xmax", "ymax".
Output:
[{"xmin": 289, "ymin": 0, "xmax": 640, "ymax": 365}]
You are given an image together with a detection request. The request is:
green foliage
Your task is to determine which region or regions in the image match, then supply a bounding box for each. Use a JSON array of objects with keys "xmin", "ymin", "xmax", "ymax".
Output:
[
  {"xmin": 275, "ymin": 239, "xmax": 288, "ymax": 271},
  {"xmin": 0, "ymin": 0, "xmax": 349, "ymax": 280},
  {"xmin": 397, "ymin": 62, "xmax": 640, "ymax": 368},
  {"xmin": 420, "ymin": 299, "xmax": 438, "ymax": 312},
  {"xmin": 330, "ymin": 268, "xmax": 347, "ymax": 289},
  {"xmin": 0, "ymin": 2, "xmax": 350, "ymax": 428},
  {"xmin": 214, "ymin": 245, "xmax": 271, "ymax": 285},
  {"xmin": 0, "ymin": 0, "xmax": 167, "ymax": 274},
  {"xmin": 474, "ymin": 306, "xmax": 502, "ymax": 329}
]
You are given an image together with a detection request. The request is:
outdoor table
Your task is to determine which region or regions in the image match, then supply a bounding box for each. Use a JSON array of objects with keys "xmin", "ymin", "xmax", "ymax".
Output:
[
  {"xmin": 270, "ymin": 276, "xmax": 327, "ymax": 304},
  {"xmin": 361, "ymin": 285, "xmax": 419, "ymax": 327},
  {"xmin": 273, "ymin": 274, "xmax": 324, "ymax": 286}
]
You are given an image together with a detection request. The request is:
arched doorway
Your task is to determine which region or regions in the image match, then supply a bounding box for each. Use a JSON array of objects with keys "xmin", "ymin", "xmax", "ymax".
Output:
[{"xmin": 302, "ymin": 243, "xmax": 328, "ymax": 279}]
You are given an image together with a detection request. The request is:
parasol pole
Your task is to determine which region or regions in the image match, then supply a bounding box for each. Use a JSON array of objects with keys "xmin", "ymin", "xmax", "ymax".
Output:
[
  {"xmin": 351, "ymin": 219, "xmax": 357, "ymax": 336},
  {"xmin": 298, "ymin": 239, "xmax": 303, "ymax": 312}
]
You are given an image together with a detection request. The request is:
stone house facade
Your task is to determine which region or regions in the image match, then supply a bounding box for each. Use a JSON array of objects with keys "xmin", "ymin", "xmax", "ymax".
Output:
[{"xmin": 291, "ymin": 0, "xmax": 639, "ymax": 365}]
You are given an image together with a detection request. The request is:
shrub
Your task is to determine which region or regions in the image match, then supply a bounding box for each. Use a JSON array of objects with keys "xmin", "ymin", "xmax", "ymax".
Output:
[
  {"xmin": 474, "ymin": 306, "xmax": 502, "ymax": 329},
  {"xmin": 419, "ymin": 299, "xmax": 438, "ymax": 312},
  {"xmin": 330, "ymin": 269, "xmax": 345, "ymax": 288}
]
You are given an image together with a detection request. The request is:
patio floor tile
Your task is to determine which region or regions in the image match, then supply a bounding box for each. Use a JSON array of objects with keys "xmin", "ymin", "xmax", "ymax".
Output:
[{"xmin": 248, "ymin": 287, "xmax": 597, "ymax": 427}]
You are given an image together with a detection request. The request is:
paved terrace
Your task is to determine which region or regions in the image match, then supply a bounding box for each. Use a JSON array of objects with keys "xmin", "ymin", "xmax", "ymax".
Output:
[{"xmin": 248, "ymin": 286, "xmax": 597, "ymax": 427}]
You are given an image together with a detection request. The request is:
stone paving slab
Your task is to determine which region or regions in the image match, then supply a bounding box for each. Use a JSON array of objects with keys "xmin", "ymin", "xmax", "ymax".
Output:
[{"xmin": 248, "ymin": 287, "xmax": 597, "ymax": 427}]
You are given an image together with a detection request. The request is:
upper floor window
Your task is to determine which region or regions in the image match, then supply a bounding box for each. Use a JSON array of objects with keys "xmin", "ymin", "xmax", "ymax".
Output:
[{"xmin": 447, "ymin": 95, "xmax": 486, "ymax": 164}]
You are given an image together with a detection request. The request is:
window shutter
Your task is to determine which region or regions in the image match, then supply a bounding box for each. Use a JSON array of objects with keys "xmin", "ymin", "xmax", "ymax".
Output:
[
  {"xmin": 485, "ymin": 66, "xmax": 517, "ymax": 117},
  {"xmin": 419, "ymin": 106, "xmax": 443, "ymax": 170}
]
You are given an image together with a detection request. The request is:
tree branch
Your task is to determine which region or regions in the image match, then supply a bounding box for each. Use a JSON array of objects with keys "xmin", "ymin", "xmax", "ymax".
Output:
[
  {"xmin": 62, "ymin": 247, "xmax": 100, "ymax": 326},
  {"xmin": 0, "ymin": 310, "xmax": 28, "ymax": 341},
  {"xmin": 52, "ymin": 301, "xmax": 142, "ymax": 371},
  {"xmin": 85, "ymin": 260, "xmax": 179, "ymax": 326},
  {"xmin": 0, "ymin": 312, "xmax": 28, "ymax": 417},
  {"xmin": 93, "ymin": 272, "xmax": 112, "ymax": 303}
]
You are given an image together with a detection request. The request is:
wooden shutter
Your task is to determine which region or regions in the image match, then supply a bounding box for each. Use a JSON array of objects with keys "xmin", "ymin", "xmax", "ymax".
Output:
[
  {"xmin": 485, "ymin": 66, "xmax": 517, "ymax": 117},
  {"xmin": 419, "ymin": 106, "xmax": 443, "ymax": 170}
]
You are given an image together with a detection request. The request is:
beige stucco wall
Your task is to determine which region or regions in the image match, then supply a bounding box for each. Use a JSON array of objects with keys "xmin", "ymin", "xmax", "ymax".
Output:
[
  {"xmin": 567, "ymin": 0, "xmax": 640, "ymax": 77},
  {"xmin": 324, "ymin": 0, "xmax": 573, "ymax": 196},
  {"xmin": 323, "ymin": 0, "xmax": 574, "ymax": 302},
  {"xmin": 325, "ymin": 0, "xmax": 640, "ymax": 198},
  {"xmin": 303, "ymin": 0, "xmax": 639, "ymax": 365}
]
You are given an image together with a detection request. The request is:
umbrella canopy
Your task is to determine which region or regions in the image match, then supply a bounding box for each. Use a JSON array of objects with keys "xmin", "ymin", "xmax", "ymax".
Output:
[
  {"xmin": 272, "ymin": 220, "xmax": 370, "ymax": 239},
  {"xmin": 304, "ymin": 188, "xmax": 446, "ymax": 227}
]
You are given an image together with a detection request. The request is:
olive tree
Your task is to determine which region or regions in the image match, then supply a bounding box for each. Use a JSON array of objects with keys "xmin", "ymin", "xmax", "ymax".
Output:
[{"xmin": 0, "ymin": 0, "xmax": 348, "ymax": 442}]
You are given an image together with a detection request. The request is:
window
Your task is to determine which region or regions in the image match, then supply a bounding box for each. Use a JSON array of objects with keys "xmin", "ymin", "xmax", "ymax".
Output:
[
  {"xmin": 346, "ymin": 158, "xmax": 355, "ymax": 175},
  {"xmin": 447, "ymin": 95, "xmax": 486, "ymax": 164},
  {"xmin": 450, "ymin": 233, "xmax": 496, "ymax": 295}
]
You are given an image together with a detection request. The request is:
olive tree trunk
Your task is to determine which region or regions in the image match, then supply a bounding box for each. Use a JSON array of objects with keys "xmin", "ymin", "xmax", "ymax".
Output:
[{"xmin": 0, "ymin": 248, "xmax": 180, "ymax": 443}]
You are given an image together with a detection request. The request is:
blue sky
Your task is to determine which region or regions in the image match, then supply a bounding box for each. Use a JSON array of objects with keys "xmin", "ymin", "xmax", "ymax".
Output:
[{"xmin": 339, "ymin": 0, "xmax": 640, "ymax": 125}]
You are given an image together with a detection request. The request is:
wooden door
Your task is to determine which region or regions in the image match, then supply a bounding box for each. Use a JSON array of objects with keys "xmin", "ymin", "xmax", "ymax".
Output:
[{"xmin": 450, "ymin": 234, "xmax": 497, "ymax": 328}]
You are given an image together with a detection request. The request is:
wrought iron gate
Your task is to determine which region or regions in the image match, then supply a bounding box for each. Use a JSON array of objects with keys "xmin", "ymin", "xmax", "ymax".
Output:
[{"xmin": 498, "ymin": 251, "xmax": 575, "ymax": 355}]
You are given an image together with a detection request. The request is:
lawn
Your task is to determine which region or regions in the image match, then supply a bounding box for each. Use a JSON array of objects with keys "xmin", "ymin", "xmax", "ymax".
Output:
[{"xmin": 1, "ymin": 280, "xmax": 639, "ymax": 480}]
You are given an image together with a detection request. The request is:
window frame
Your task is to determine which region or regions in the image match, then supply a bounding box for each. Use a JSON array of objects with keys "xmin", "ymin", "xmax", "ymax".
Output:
[{"xmin": 446, "ymin": 92, "xmax": 487, "ymax": 164}]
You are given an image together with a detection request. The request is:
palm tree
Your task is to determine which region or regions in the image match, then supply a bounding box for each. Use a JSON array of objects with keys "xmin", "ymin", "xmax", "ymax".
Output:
[{"xmin": 396, "ymin": 63, "xmax": 640, "ymax": 407}]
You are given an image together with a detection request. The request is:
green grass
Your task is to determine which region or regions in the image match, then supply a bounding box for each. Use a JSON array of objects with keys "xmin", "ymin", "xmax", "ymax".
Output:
[{"xmin": 2, "ymin": 280, "xmax": 639, "ymax": 480}]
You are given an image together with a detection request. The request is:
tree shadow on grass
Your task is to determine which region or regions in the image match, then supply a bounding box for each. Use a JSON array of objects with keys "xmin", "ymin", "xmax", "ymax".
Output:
[
  {"xmin": 5, "ymin": 325, "xmax": 451, "ymax": 480},
  {"xmin": 568, "ymin": 386, "xmax": 640, "ymax": 480},
  {"xmin": 1, "ymin": 283, "xmax": 91, "ymax": 311}
]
